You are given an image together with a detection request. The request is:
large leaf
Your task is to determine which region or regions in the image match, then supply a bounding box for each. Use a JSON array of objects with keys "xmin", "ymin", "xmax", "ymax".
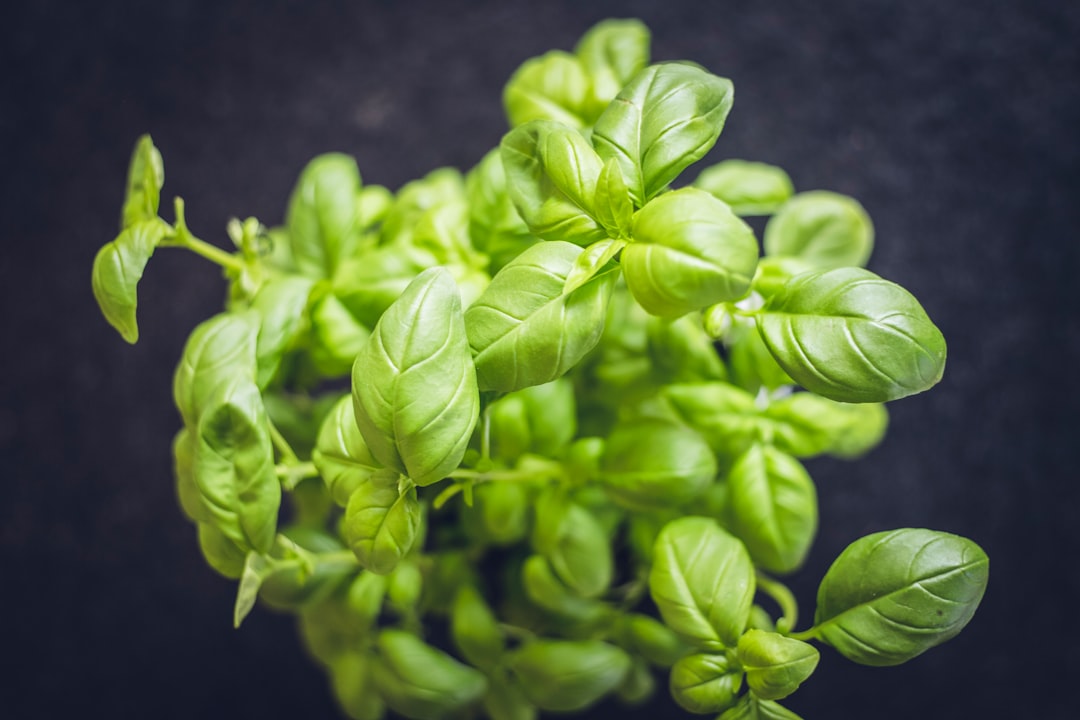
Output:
[
  {"xmin": 173, "ymin": 311, "xmax": 260, "ymax": 429},
  {"xmin": 592, "ymin": 63, "xmax": 734, "ymax": 205},
  {"xmin": 623, "ymin": 188, "xmax": 758, "ymax": 317},
  {"xmin": 343, "ymin": 470, "xmax": 420, "ymax": 575},
  {"xmin": 756, "ymin": 267, "xmax": 947, "ymax": 402},
  {"xmin": 351, "ymin": 267, "xmax": 479, "ymax": 486},
  {"xmin": 465, "ymin": 241, "xmax": 615, "ymax": 392},
  {"xmin": 649, "ymin": 516, "xmax": 755, "ymax": 648},
  {"xmin": 91, "ymin": 218, "xmax": 171, "ymax": 343},
  {"xmin": 812, "ymin": 528, "xmax": 989, "ymax": 666}
]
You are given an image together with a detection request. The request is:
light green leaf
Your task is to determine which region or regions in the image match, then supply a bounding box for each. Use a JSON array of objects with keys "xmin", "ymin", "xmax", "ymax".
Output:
[
  {"xmin": 762, "ymin": 392, "xmax": 888, "ymax": 459},
  {"xmin": 91, "ymin": 218, "xmax": 171, "ymax": 343},
  {"xmin": 333, "ymin": 246, "xmax": 425, "ymax": 329},
  {"xmin": 482, "ymin": 668, "xmax": 538, "ymax": 720},
  {"xmin": 618, "ymin": 613, "xmax": 689, "ymax": 668},
  {"xmin": 574, "ymin": 18, "xmax": 651, "ymax": 117},
  {"xmin": 247, "ymin": 275, "xmax": 316, "ymax": 387},
  {"xmin": 737, "ymin": 629, "xmax": 819, "ymax": 701},
  {"xmin": 461, "ymin": 481, "xmax": 529, "ymax": 545},
  {"xmin": 764, "ymin": 191, "xmax": 874, "ymax": 270},
  {"xmin": 532, "ymin": 489, "xmax": 613, "ymax": 598},
  {"xmin": 521, "ymin": 554, "xmax": 610, "ymax": 623},
  {"xmin": 693, "ymin": 160, "xmax": 794, "ymax": 216},
  {"xmin": 286, "ymin": 153, "xmax": 362, "ymax": 278},
  {"xmin": 195, "ymin": 522, "xmax": 246, "ymax": 579},
  {"xmin": 234, "ymin": 551, "xmax": 272, "ymax": 628},
  {"xmin": 727, "ymin": 444, "xmax": 818, "ymax": 574},
  {"xmin": 451, "ymin": 585, "xmax": 505, "ymax": 671},
  {"xmin": 656, "ymin": 381, "xmax": 764, "ymax": 460},
  {"xmin": 351, "ymin": 267, "xmax": 479, "ymax": 486},
  {"xmin": 593, "ymin": 63, "xmax": 734, "ymax": 205},
  {"xmin": 811, "ymin": 528, "xmax": 989, "ymax": 666},
  {"xmin": 121, "ymin": 134, "xmax": 164, "ymax": 229},
  {"xmin": 373, "ymin": 630, "xmax": 488, "ymax": 720},
  {"xmin": 309, "ymin": 290, "xmax": 371, "ymax": 377},
  {"xmin": 718, "ymin": 695, "xmax": 805, "ymax": 720},
  {"xmin": 563, "ymin": 237, "xmax": 625, "ymax": 295},
  {"xmin": 465, "ymin": 148, "xmax": 539, "ymax": 273},
  {"xmin": 507, "ymin": 640, "xmax": 631, "ymax": 712},
  {"xmin": 646, "ymin": 313, "xmax": 727, "ymax": 384},
  {"xmin": 312, "ymin": 395, "xmax": 384, "ymax": 507},
  {"xmin": 669, "ymin": 653, "xmax": 742, "ymax": 714},
  {"xmin": 593, "ymin": 158, "xmax": 634, "ymax": 239},
  {"xmin": 329, "ymin": 651, "xmax": 385, "ymax": 720},
  {"xmin": 503, "ymin": 50, "xmax": 592, "ymax": 129},
  {"xmin": 343, "ymin": 470, "xmax": 421, "ymax": 575},
  {"xmin": 649, "ymin": 516, "xmax": 755, "ymax": 648},
  {"xmin": 173, "ymin": 311, "xmax": 260, "ymax": 429},
  {"xmin": 756, "ymin": 267, "xmax": 947, "ymax": 402},
  {"xmin": 623, "ymin": 188, "xmax": 758, "ymax": 317},
  {"xmin": 466, "ymin": 241, "xmax": 615, "ymax": 392}
]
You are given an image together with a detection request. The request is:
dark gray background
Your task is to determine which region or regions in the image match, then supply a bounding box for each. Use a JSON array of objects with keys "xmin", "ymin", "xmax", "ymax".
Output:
[{"xmin": 3, "ymin": 0, "xmax": 1076, "ymax": 717}]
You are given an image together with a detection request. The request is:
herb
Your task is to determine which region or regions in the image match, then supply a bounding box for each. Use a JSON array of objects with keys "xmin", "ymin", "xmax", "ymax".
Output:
[{"xmin": 90, "ymin": 18, "xmax": 987, "ymax": 720}]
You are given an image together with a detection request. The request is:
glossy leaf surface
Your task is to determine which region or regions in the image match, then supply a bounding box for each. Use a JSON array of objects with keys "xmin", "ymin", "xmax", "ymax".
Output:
[
  {"xmin": 669, "ymin": 652, "xmax": 742, "ymax": 714},
  {"xmin": 91, "ymin": 218, "xmax": 171, "ymax": 343},
  {"xmin": 343, "ymin": 470, "xmax": 420, "ymax": 575},
  {"xmin": 737, "ymin": 629, "xmax": 819, "ymax": 701},
  {"xmin": 312, "ymin": 395, "xmax": 384, "ymax": 507}
]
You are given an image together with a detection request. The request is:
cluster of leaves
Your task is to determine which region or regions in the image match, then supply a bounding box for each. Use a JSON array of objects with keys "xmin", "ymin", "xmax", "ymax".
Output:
[{"xmin": 91, "ymin": 19, "xmax": 988, "ymax": 720}]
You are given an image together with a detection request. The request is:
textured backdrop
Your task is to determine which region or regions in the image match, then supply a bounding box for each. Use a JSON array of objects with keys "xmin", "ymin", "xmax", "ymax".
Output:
[{"xmin": 3, "ymin": 1, "xmax": 1077, "ymax": 717}]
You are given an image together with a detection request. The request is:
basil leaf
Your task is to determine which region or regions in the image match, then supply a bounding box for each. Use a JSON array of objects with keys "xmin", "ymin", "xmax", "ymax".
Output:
[
  {"xmin": 726, "ymin": 322, "xmax": 794, "ymax": 395},
  {"xmin": 91, "ymin": 218, "xmax": 171, "ymax": 343},
  {"xmin": 173, "ymin": 311, "xmax": 260, "ymax": 429},
  {"xmin": 333, "ymin": 247, "xmax": 425, "ymax": 329},
  {"xmin": 593, "ymin": 159, "xmax": 634, "ymax": 239},
  {"xmin": 192, "ymin": 376, "xmax": 280, "ymax": 554},
  {"xmin": 461, "ymin": 481, "xmax": 529, "ymax": 545},
  {"xmin": 658, "ymin": 381, "xmax": 764, "ymax": 460},
  {"xmin": 351, "ymin": 267, "xmax": 479, "ymax": 486},
  {"xmin": 718, "ymin": 695, "xmax": 804, "ymax": 720},
  {"xmin": 507, "ymin": 640, "xmax": 631, "ymax": 712},
  {"xmin": 490, "ymin": 378, "xmax": 577, "ymax": 459},
  {"xmin": 615, "ymin": 657, "xmax": 656, "ymax": 705},
  {"xmin": 465, "ymin": 148, "xmax": 539, "ymax": 273},
  {"xmin": 466, "ymin": 241, "xmax": 615, "ymax": 392},
  {"xmin": 669, "ymin": 653, "xmax": 742, "ymax": 714},
  {"xmin": 764, "ymin": 191, "xmax": 874, "ymax": 270},
  {"xmin": 500, "ymin": 120, "xmax": 610, "ymax": 245},
  {"xmin": 346, "ymin": 571, "xmax": 389, "ymax": 628},
  {"xmin": 618, "ymin": 613, "xmax": 689, "ymax": 668},
  {"xmin": 812, "ymin": 528, "xmax": 989, "ymax": 666},
  {"xmin": 174, "ymin": 428, "xmax": 209, "ymax": 522},
  {"xmin": 258, "ymin": 529, "xmax": 354, "ymax": 612},
  {"xmin": 196, "ymin": 521, "xmax": 247, "ymax": 579},
  {"xmin": 357, "ymin": 183, "xmax": 393, "ymax": 231},
  {"xmin": 521, "ymin": 554, "xmax": 611, "ymax": 623},
  {"xmin": 756, "ymin": 267, "xmax": 947, "ymax": 402},
  {"xmin": 624, "ymin": 188, "xmax": 758, "ymax": 317},
  {"xmin": 649, "ymin": 516, "xmax": 755, "ymax": 648},
  {"xmin": 286, "ymin": 153, "xmax": 362, "ymax": 278},
  {"xmin": 309, "ymin": 290, "xmax": 371, "ymax": 378},
  {"xmin": 647, "ymin": 313, "xmax": 727, "ymax": 384},
  {"xmin": 593, "ymin": 63, "xmax": 734, "ymax": 205},
  {"xmin": 574, "ymin": 18, "xmax": 651, "ymax": 117},
  {"xmin": 373, "ymin": 630, "xmax": 488, "ymax": 720},
  {"xmin": 248, "ymin": 275, "xmax": 316, "ymax": 388},
  {"xmin": 727, "ymin": 444, "xmax": 818, "ymax": 574},
  {"xmin": 693, "ymin": 160, "xmax": 794, "ymax": 216},
  {"xmin": 600, "ymin": 418, "xmax": 716, "ymax": 510},
  {"xmin": 121, "ymin": 134, "xmax": 164, "ymax": 229},
  {"xmin": 503, "ymin": 50, "xmax": 592, "ymax": 129},
  {"xmin": 763, "ymin": 392, "xmax": 887, "ymax": 459},
  {"xmin": 482, "ymin": 668, "xmax": 538, "ymax": 720},
  {"xmin": 343, "ymin": 469, "xmax": 421, "ymax": 575},
  {"xmin": 451, "ymin": 585, "xmax": 505, "ymax": 671},
  {"xmin": 737, "ymin": 629, "xmax": 819, "ymax": 701},
  {"xmin": 312, "ymin": 395, "xmax": 384, "ymax": 507},
  {"xmin": 328, "ymin": 651, "xmax": 385, "ymax": 720},
  {"xmin": 532, "ymin": 489, "xmax": 613, "ymax": 598}
]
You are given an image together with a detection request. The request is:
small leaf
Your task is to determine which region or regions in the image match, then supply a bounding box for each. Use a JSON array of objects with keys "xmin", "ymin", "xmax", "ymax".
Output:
[
  {"xmin": 309, "ymin": 290, "xmax": 371, "ymax": 378},
  {"xmin": 669, "ymin": 653, "xmax": 742, "ymax": 714},
  {"xmin": 593, "ymin": 63, "xmax": 734, "ymax": 205},
  {"xmin": 811, "ymin": 528, "xmax": 989, "ymax": 666},
  {"xmin": 593, "ymin": 158, "xmax": 634, "ymax": 239},
  {"xmin": 373, "ymin": 630, "xmax": 488, "ymax": 720},
  {"xmin": 737, "ymin": 629, "xmax": 819, "ymax": 701},
  {"xmin": 693, "ymin": 160, "xmax": 794, "ymax": 216},
  {"xmin": 286, "ymin": 153, "xmax": 362, "ymax": 278},
  {"xmin": 343, "ymin": 470, "xmax": 421, "ymax": 575},
  {"xmin": 451, "ymin": 585, "xmax": 505, "ymax": 671},
  {"xmin": 503, "ymin": 51, "xmax": 592, "ymax": 129},
  {"xmin": 649, "ymin": 516, "xmax": 755, "ymax": 648},
  {"xmin": 351, "ymin": 267, "xmax": 479, "ymax": 486},
  {"xmin": 466, "ymin": 241, "xmax": 615, "ymax": 392},
  {"xmin": 482, "ymin": 668, "xmax": 538, "ymax": 720},
  {"xmin": 764, "ymin": 191, "xmax": 874, "ymax": 270},
  {"xmin": 507, "ymin": 640, "xmax": 631, "ymax": 712},
  {"xmin": 173, "ymin": 311, "xmax": 260, "ymax": 429},
  {"xmin": 618, "ymin": 613, "xmax": 689, "ymax": 668},
  {"xmin": 756, "ymin": 267, "xmax": 947, "ymax": 402},
  {"xmin": 465, "ymin": 148, "xmax": 539, "ymax": 273},
  {"xmin": 234, "ymin": 551, "xmax": 272, "ymax": 628},
  {"xmin": 121, "ymin": 134, "xmax": 165, "ymax": 229},
  {"xmin": 623, "ymin": 188, "xmax": 758, "ymax": 317},
  {"xmin": 521, "ymin": 554, "xmax": 610, "ymax": 622},
  {"xmin": 328, "ymin": 651, "xmax": 385, "ymax": 720},
  {"xmin": 532, "ymin": 489, "xmax": 613, "ymax": 598},
  {"xmin": 563, "ymin": 237, "xmax": 625, "ymax": 295},
  {"xmin": 574, "ymin": 18, "xmax": 651, "ymax": 117},
  {"xmin": 91, "ymin": 218, "xmax": 171, "ymax": 343},
  {"xmin": 718, "ymin": 695, "xmax": 805, "ymax": 720},
  {"xmin": 247, "ymin": 275, "xmax": 316, "ymax": 387},
  {"xmin": 312, "ymin": 395, "xmax": 384, "ymax": 507}
]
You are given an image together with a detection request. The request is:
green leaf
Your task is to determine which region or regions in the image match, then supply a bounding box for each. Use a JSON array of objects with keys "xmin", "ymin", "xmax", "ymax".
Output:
[
  {"xmin": 764, "ymin": 191, "xmax": 874, "ymax": 270},
  {"xmin": 616, "ymin": 657, "xmax": 656, "ymax": 705},
  {"xmin": 343, "ymin": 470, "xmax": 421, "ymax": 575},
  {"xmin": 593, "ymin": 158, "xmax": 634, "ymax": 239},
  {"xmin": 737, "ymin": 629, "xmax": 819, "ymax": 701},
  {"xmin": 192, "ymin": 376, "xmax": 280, "ymax": 554},
  {"xmin": 465, "ymin": 241, "xmax": 615, "ymax": 392},
  {"xmin": 647, "ymin": 313, "xmax": 727, "ymax": 384},
  {"xmin": 693, "ymin": 160, "xmax": 794, "ymax": 216},
  {"xmin": 351, "ymin": 267, "xmax": 479, "ymax": 486},
  {"xmin": 451, "ymin": 585, "xmax": 505, "ymax": 671},
  {"xmin": 121, "ymin": 134, "xmax": 164, "ymax": 229},
  {"xmin": 333, "ymin": 247, "xmax": 426, "ymax": 329},
  {"xmin": 762, "ymin": 392, "xmax": 888, "ymax": 459},
  {"xmin": 521, "ymin": 554, "xmax": 610, "ymax": 622},
  {"xmin": 258, "ymin": 528, "xmax": 355, "ymax": 612},
  {"xmin": 600, "ymin": 417, "xmax": 716, "ymax": 510},
  {"xmin": 234, "ymin": 551, "xmax": 272, "ymax": 628},
  {"xmin": 387, "ymin": 559, "xmax": 424, "ymax": 613},
  {"xmin": 649, "ymin": 516, "xmax": 755, "ymax": 648},
  {"xmin": 532, "ymin": 489, "xmax": 613, "ymax": 598},
  {"xmin": 593, "ymin": 63, "xmax": 734, "ymax": 205},
  {"xmin": 618, "ymin": 613, "xmax": 688, "ymax": 668},
  {"xmin": 499, "ymin": 120, "xmax": 610, "ymax": 245},
  {"xmin": 286, "ymin": 153, "xmax": 362, "ymax": 278},
  {"xmin": 811, "ymin": 528, "xmax": 989, "ymax": 666},
  {"xmin": 373, "ymin": 630, "xmax": 488, "ymax": 720},
  {"xmin": 507, "ymin": 640, "xmax": 631, "ymax": 712},
  {"xmin": 756, "ymin": 268, "xmax": 947, "ymax": 402},
  {"xmin": 726, "ymin": 444, "xmax": 818, "ymax": 574},
  {"xmin": 657, "ymin": 382, "xmax": 765, "ymax": 460},
  {"xmin": 174, "ymin": 428, "xmax": 209, "ymax": 522},
  {"xmin": 574, "ymin": 18, "xmax": 651, "ymax": 117},
  {"xmin": 669, "ymin": 653, "xmax": 742, "ymax": 714},
  {"xmin": 623, "ymin": 188, "xmax": 758, "ymax": 317},
  {"xmin": 247, "ymin": 275, "xmax": 316, "ymax": 387},
  {"xmin": 465, "ymin": 148, "xmax": 539, "ymax": 273},
  {"xmin": 195, "ymin": 522, "xmax": 246, "ymax": 579},
  {"xmin": 312, "ymin": 395, "xmax": 384, "ymax": 507},
  {"xmin": 503, "ymin": 50, "xmax": 592, "ymax": 129},
  {"xmin": 718, "ymin": 695, "xmax": 804, "ymax": 720},
  {"xmin": 563, "ymin": 237, "xmax": 626, "ymax": 295},
  {"xmin": 173, "ymin": 311, "xmax": 260, "ymax": 429},
  {"xmin": 726, "ymin": 322, "xmax": 794, "ymax": 395},
  {"xmin": 329, "ymin": 651, "xmax": 385, "ymax": 720},
  {"xmin": 91, "ymin": 218, "xmax": 171, "ymax": 343},
  {"xmin": 309, "ymin": 290, "xmax": 371, "ymax": 378},
  {"xmin": 482, "ymin": 668, "xmax": 538, "ymax": 720},
  {"xmin": 461, "ymin": 481, "xmax": 529, "ymax": 545}
]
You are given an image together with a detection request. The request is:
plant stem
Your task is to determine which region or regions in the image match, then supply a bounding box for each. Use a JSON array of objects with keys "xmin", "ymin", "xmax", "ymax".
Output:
[
  {"xmin": 165, "ymin": 197, "xmax": 246, "ymax": 272},
  {"xmin": 756, "ymin": 571, "xmax": 799, "ymax": 634}
]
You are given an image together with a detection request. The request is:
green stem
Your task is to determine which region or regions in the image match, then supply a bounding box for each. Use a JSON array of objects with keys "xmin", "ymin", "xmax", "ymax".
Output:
[
  {"xmin": 165, "ymin": 197, "xmax": 246, "ymax": 272},
  {"xmin": 267, "ymin": 419, "xmax": 300, "ymax": 464},
  {"xmin": 756, "ymin": 572, "xmax": 799, "ymax": 634}
]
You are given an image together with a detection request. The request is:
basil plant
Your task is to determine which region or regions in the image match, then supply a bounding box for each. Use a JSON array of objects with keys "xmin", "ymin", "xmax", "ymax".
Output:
[{"xmin": 92, "ymin": 19, "xmax": 987, "ymax": 720}]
